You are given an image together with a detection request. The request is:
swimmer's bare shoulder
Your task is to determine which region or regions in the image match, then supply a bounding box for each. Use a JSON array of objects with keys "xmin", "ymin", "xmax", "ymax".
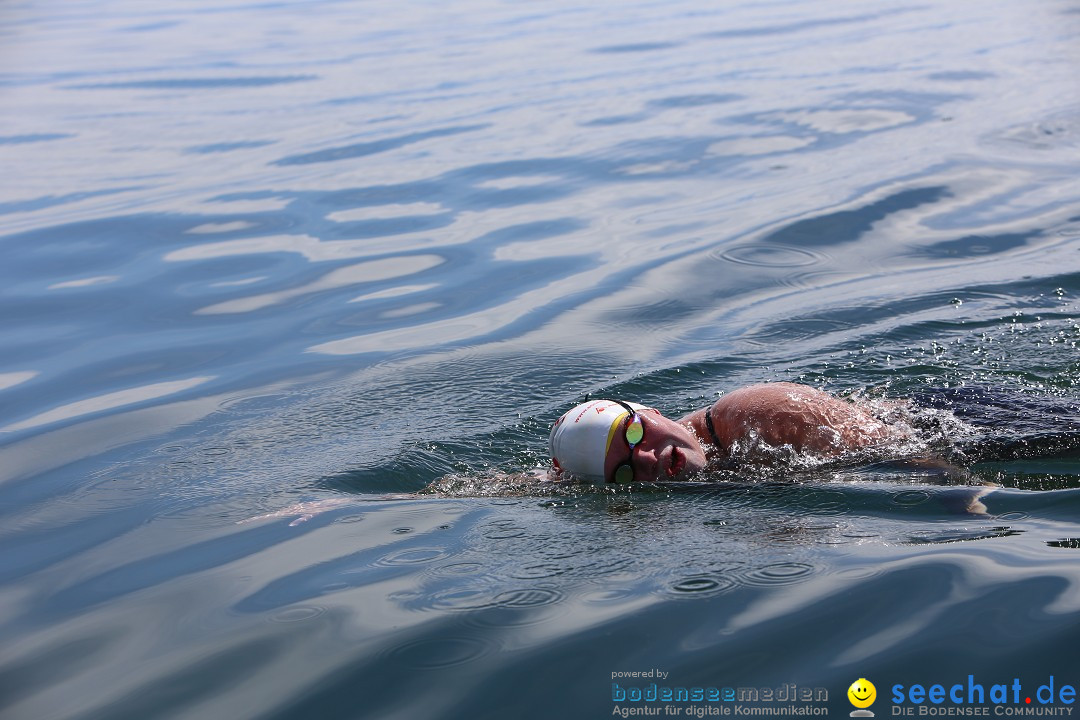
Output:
[{"xmin": 680, "ymin": 382, "xmax": 897, "ymax": 455}]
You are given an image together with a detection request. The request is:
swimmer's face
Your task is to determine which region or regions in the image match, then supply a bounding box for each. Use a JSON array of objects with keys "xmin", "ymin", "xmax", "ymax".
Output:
[{"xmin": 603, "ymin": 409, "xmax": 707, "ymax": 482}]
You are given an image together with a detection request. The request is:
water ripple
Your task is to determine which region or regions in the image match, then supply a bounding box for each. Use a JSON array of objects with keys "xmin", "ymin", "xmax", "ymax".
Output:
[
  {"xmin": 273, "ymin": 125, "xmax": 489, "ymax": 166},
  {"xmin": 384, "ymin": 636, "xmax": 492, "ymax": 670},
  {"xmin": 508, "ymin": 563, "xmax": 567, "ymax": 580},
  {"xmin": 269, "ymin": 605, "xmax": 326, "ymax": 623},
  {"xmin": 429, "ymin": 588, "xmax": 496, "ymax": 612},
  {"xmin": 715, "ymin": 244, "xmax": 826, "ymax": 268},
  {"xmin": 376, "ymin": 547, "xmax": 451, "ymax": 566},
  {"xmin": 591, "ymin": 42, "xmax": 682, "ymax": 53},
  {"xmin": 891, "ymin": 490, "xmax": 932, "ymax": 507},
  {"xmin": 739, "ymin": 562, "xmax": 817, "ymax": 587},
  {"xmin": 66, "ymin": 76, "xmax": 317, "ymax": 89},
  {"xmin": 665, "ymin": 575, "xmax": 738, "ymax": 596},
  {"xmin": 493, "ymin": 587, "xmax": 564, "ymax": 608}
]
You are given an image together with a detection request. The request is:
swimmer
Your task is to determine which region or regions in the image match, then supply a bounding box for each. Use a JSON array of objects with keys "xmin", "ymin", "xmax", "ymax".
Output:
[
  {"xmin": 549, "ymin": 382, "xmax": 900, "ymax": 483},
  {"xmin": 239, "ymin": 382, "xmax": 996, "ymax": 527}
]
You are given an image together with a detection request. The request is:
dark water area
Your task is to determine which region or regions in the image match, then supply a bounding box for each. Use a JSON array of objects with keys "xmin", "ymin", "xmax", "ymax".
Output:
[{"xmin": 3, "ymin": 0, "xmax": 1080, "ymax": 718}]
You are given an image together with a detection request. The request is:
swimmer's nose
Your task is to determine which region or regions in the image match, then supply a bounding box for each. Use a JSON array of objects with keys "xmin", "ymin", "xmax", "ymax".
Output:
[{"xmin": 634, "ymin": 447, "xmax": 660, "ymax": 480}]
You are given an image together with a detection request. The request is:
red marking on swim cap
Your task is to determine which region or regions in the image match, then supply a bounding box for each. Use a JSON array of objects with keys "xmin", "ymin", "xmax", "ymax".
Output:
[{"xmin": 552, "ymin": 458, "xmax": 561, "ymax": 470}]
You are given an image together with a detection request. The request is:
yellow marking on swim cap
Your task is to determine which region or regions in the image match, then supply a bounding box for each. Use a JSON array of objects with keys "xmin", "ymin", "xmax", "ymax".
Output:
[{"xmin": 604, "ymin": 410, "xmax": 630, "ymax": 454}]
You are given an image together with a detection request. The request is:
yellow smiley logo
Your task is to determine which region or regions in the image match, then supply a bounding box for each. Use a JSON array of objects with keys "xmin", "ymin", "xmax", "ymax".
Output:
[{"xmin": 848, "ymin": 678, "xmax": 876, "ymax": 709}]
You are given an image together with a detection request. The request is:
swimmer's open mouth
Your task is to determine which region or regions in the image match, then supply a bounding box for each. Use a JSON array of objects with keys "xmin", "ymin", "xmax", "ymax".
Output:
[{"xmin": 668, "ymin": 447, "xmax": 686, "ymax": 477}]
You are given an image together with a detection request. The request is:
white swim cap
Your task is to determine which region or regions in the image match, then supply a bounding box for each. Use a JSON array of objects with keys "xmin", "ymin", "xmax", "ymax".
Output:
[{"xmin": 549, "ymin": 399, "xmax": 650, "ymax": 481}]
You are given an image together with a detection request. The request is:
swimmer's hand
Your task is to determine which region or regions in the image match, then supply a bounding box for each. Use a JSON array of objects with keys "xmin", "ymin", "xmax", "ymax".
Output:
[
  {"xmin": 237, "ymin": 495, "xmax": 418, "ymax": 526},
  {"xmin": 895, "ymin": 454, "xmax": 973, "ymax": 483},
  {"xmin": 938, "ymin": 485, "xmax": 999, "ymax": 515}
]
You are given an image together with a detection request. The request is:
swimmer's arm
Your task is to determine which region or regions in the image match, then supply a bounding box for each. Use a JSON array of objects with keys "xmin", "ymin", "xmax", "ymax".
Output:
[
  {"xmin": 240, "ymin": 469, "xmax": 557, "ymax": 525},
  {"xmin": 238, "ymin": 495, "xmax": 418, "ymax": 526}
]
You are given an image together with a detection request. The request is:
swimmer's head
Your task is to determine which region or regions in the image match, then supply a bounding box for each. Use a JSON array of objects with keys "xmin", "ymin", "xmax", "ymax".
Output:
[
  {"xmin": 548, "ymin": 399, "xmax": 650, "ymax": 481},
  {"xmin": 550, "ymin": 399, "xmax": 709, "ymax": 483}
]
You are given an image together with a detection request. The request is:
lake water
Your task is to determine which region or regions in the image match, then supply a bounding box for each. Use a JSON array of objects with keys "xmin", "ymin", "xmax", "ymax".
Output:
[{"xmin": 3, "ymin": 0, "xmax": 1080, "ymax": 718}]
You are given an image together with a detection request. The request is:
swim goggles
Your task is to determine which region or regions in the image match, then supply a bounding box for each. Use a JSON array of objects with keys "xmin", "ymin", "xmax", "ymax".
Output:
[{"xmin": 611, "ymin": 400, "xmax": 645, "ymax": 483}]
